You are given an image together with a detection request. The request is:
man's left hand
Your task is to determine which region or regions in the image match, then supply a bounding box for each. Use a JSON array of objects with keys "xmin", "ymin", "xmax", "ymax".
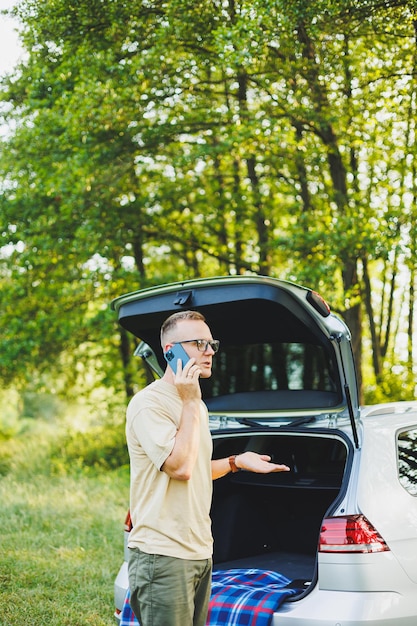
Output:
[{"xmin": 234, "ymin": 451, "xmax": 290, "ymax": 473}]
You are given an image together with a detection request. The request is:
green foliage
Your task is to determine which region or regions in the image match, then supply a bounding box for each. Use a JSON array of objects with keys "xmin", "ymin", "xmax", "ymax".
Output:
[
  {"xmin": 0, "ymin": 395, "xmax": 129, "ymax": 478},
  {"xmin": 0, "ymin": 444, "xmax": 13, "ymax": 476},
  {"xmin": 0, "ymin": 394, "xmax": 21, "ymax": 443},
  {"xmin": 363, "ymin": 362, "xmax": 417, "ymax": 404},
  {"xmin": 1, "ymin": 0, "xmax": 417, "ymax": 402},
  {"xmin": 51, "ymin": 422, "xmax": 129, "ymax": 475}
]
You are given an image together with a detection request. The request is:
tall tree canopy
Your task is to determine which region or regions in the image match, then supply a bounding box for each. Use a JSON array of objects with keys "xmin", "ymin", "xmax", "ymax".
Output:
[{"xmin": 1, "ymin": 0, "xmax": 416, "ymax": 405}]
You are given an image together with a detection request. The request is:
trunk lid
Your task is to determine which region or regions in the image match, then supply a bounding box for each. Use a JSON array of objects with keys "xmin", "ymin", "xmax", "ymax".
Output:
[{"xmin": 111, "ymin": 275, "xmax": 360, "ymax": 439}]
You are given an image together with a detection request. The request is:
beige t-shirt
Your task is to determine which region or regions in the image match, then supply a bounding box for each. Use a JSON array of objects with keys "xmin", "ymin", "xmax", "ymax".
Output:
[{"xmin": 126, "ymin": 379, "xmax": 213, "ymax": 560}]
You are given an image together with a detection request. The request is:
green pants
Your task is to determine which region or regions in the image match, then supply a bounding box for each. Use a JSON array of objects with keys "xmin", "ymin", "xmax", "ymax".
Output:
[{"xmin": 128, "ymin": 548, "xmax": 212, "ymax": 626}]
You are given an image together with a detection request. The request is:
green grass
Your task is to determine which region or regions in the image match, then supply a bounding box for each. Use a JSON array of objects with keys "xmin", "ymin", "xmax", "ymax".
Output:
[{"xmin": 0, "ymin": 455, "xmax": 129, "ymax": 625}]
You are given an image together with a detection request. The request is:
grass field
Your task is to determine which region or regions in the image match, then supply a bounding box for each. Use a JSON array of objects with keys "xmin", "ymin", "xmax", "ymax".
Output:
[{"xmin": 0, "ymin": 438, "xmax": 130, "ymax": 626}]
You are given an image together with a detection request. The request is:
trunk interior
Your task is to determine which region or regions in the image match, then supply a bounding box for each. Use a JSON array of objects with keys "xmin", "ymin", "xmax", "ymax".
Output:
[{"xmin": 211, "ymin": 430, "xmax": 349, "ymax": 590}]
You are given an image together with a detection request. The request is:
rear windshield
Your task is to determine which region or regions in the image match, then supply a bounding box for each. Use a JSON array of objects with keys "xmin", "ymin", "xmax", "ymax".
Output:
[{"xmin": 202, "ymin": 340, "xmax": 339, "ymax": 398}]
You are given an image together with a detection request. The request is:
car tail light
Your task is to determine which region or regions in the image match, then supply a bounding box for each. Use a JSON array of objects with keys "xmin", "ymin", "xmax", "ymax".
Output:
[
  {"xmin": 319, "ymin": 514, "xmax": 390, "ymax": 553},
  {"xmin": 124, "ymin": 510, "xmax": 132, "ymax": 533}
]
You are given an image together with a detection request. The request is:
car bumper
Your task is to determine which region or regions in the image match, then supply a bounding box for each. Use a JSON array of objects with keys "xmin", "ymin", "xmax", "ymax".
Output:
[
  {"xmin": 273, "ymin": 586, "xmax": 417, "ymax": 625},
  {"xmin": 114, "ymin": 561, "xmax": 129, "ymax": 623},
  {"xmin": 114, "ymin": 557, "xmax": 417, "ymax": 625}
]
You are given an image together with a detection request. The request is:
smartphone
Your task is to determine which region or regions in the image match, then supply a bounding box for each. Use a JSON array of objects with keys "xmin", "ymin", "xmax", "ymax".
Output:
[{"xmin": 164, "ymin": 343, "xmax": 190, "ymax": 374}]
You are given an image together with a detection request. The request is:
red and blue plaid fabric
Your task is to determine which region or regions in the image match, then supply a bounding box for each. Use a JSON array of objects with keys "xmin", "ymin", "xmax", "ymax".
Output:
[
  {"xmin": 207, "ymin": 569, "xmax": 297, "ymax": 625},
  {"xmin": 120, "ymin": 589, "xmax": 136, "ymax": 626},
  {"xmin": 120, "ymin": 568, "xmax": 297, "ymax": 626}
]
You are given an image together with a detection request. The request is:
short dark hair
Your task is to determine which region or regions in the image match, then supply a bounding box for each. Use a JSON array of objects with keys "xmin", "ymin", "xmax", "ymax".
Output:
[{"xmin": 160, "ymin": 310, "xmax": 206, "ymax": 345}]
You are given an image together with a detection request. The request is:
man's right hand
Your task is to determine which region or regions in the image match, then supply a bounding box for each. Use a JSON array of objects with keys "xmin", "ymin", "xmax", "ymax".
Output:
[{"xmin": 174, "ymin": 358, "xmax": 202, "ymax": 403}]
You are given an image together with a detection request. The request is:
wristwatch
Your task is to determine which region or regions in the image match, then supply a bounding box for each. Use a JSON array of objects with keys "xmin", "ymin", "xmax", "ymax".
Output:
[{"xmin": 229, "ymin": 454, "xmax": 241, "ymax": 473}]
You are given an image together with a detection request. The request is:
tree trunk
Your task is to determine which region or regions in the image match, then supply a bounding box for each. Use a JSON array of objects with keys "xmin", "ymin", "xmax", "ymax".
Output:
[
  {"xmin": 118, "ymin": 327, "xmax": 135, "ymax": 399},
  {"xmin": 362, "ymin": 255, "xmax": 381, "ymax": 379}
]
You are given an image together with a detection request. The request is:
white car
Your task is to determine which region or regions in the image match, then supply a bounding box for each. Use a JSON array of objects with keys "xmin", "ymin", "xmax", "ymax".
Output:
[{"xmin": 111, "ymin": 275, "xmax": 417, "ymax": 625}]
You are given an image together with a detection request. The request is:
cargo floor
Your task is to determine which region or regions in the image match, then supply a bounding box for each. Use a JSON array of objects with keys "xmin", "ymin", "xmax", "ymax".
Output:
[{"xmin": 214, "ymin": 550, "xmax": 316, "ymax": 582}]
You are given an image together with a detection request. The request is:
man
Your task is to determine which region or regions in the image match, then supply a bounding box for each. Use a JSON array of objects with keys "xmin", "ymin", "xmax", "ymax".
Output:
[{"xmin": 126, "ymin": 310, "xmax": 290, "ymax": 626}]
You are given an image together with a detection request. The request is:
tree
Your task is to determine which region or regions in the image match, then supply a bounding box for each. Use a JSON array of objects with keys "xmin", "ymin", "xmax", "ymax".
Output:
[{"xmin": 1, "ymin": 0, "xmax": 416, "ymax": 403}]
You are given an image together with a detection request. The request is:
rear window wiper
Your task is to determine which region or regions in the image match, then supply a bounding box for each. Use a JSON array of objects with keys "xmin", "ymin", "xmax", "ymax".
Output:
[
  {"xmin": 235, "ymin": 416, "xmax": 316, "ymax": 428},
  {"xmin": 285, "ymin": 415, "xmax": 317, "ymax": 428},
  {"xmin": 236, "ymin": 417, "xmax": 268, "ymax": 427}
]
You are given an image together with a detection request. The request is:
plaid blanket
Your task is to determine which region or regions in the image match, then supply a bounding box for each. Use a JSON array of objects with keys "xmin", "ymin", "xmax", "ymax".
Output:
[
  {"xmin": 121, "ymin": 568, "xmax": 298, "ymax": 626},
  {"xmin": 120, "ymin": 591, "xmax": 136, "ymax": 626},
  {"xmin": 207, "ymin": 569, "xmax": 297, "ymax": 625}
]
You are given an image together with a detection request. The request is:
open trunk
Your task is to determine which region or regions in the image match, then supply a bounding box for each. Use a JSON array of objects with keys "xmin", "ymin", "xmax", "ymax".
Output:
[{"xmin": 211, "ymin": 430, "xmax": 351, "ymax": 589}]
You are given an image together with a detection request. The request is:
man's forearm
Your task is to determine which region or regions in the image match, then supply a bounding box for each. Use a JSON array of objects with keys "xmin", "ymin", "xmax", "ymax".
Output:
[
  {"xmin": 212, "ymin": 451, "xmax": 290, "ymax": 480},
  {"xmin": 161, "ymin": 399, "xmax": 201, "ymax": 480}
]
